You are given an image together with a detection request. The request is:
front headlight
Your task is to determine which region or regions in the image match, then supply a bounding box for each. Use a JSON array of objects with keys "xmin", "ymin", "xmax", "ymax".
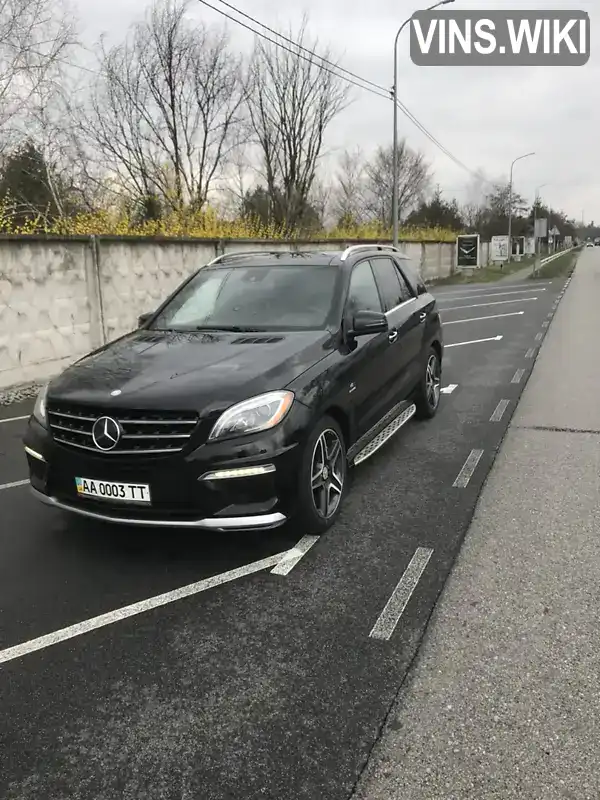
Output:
[
  {"xmin": 208, "ymin": 391, "xmax": 294, "ymax": 441},
  {"xmin": 33, "ymin": 383, "xmax": 49, "ymax": 426}
]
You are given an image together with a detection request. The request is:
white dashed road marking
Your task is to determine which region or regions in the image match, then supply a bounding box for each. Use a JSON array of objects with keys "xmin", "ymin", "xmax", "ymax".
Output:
[
  {"xmin": 271, "ymin": 535, "xmax": 319, "ymax": 575},
  {"xmin": 490, "ymin": 399, "xmax": 510, "ymax": 422},
  {"xmin": 453, "ymin": 449, "xmax": 484, "ymax": 488},
  {"xmin": 511, "ymin": 368, "xmax": 526, "ymax": 384},
  {"xmin": 0, "ymin": 415, "xmax": 29, "ymax": 425},
  {"xmin": 369, "ymin": 547, "xmax": 434, "ymax": 641},
  {"xmin": 0, "ymin": 479, "xmax": 29, "ymax": 492},
  {"xmin": 0, "ymin": 550, "xmax": 292, "ymax": 665},
  {"xmin": 525, "ymin": 347, "xmax": 536, "ymax": 359},
  {"xmin": 440, "ymin": 384, "xmax": 458, "ymax": 394},
  {"xmin": 446, "ymin": 335, "xmax": 503, "ymax": 349},
  {"xmin": 535, "ymin": 332, "xmax": 543, "ymax": 341}
]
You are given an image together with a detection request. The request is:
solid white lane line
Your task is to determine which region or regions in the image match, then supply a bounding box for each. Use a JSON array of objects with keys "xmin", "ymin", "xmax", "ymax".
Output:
[
  {"xmin": 453, "ymin": 449, "xmax": 484, "ymax": 488},
  {"xmin": 0, "ymin": 551, "xmax": 289, "ymax": 665},
  {"xmin": 0, "ymin": 415, "xmax": 29, "ymax": 425},
  {"xmin": 443, "ymin": 311, "xmax": 524, "ymax": 325},
  {"xmin": 446, "ymin": 335, "xmax": 503, "ymax": 348},
  {"xmin": 525, "ymin": 347, "xmax": 536, "ymax": 359},
  {"xmin": 369, "ymin": 547, "xmax": 434, "ymax": 641},
  {"xmin": 434, "ymin": 281, "xmax": 552, "ymax": 297},
  {"xmin": 535, "ymin": 332, "xmax": 543, "ymax": 341},
  {"xmin": 437, "ymin": 288, "xmax": 545, "ymax": 302},
  {"xmin": 271, "ymin": 535, "xmax": 319, "ymax": 575},
  {"xmin": 443, "ymin": 297, "xmax": 537, "ymax": 312},
  {"xmin": 440, "ymin": 384, "xmax": 458, "ymax": 394},
  {"xmin": 511, "ymin": 368, "xmax": 526, "ymax": 384},
  {"xmin": 0, "ymin": 479, "xmax": 29, "ymax": 492},
  {"xmin": 490, "ymin": 399, "xmax": 510, "ymax": 422}
]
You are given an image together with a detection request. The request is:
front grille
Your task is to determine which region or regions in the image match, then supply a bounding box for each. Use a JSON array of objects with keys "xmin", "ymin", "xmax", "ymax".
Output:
[{"xmin": 47, "ymin": 402, "xmax": 199, "ymax": 456}]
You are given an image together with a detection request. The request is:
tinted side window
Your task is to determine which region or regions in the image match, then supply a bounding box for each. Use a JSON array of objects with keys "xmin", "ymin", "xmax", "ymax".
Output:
[
  {"xmin": 370, "ymin": 257, "xmax": 404, "ymax": 311},
  {"xmin": 398, "ymin": 259, "xmax": 425, "ymax": 296},
  {"xmin": 395, "ymin": 265, "xmax": 415, "ymax": 301},
  {"xmin": 346, "ymin": 261, "xmax": 382, "ymax": 313}
]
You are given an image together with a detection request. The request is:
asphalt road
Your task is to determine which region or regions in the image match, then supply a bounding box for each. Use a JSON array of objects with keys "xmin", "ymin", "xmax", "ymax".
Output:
[{"xmin": 0, "ymin": 272, "xmax": 571, "ymax": 800}]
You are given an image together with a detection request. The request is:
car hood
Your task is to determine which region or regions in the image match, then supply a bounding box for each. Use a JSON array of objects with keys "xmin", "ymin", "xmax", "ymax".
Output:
[{"xmin": 48, "ymin": 329, "xmax": 333, "ymax": 414}]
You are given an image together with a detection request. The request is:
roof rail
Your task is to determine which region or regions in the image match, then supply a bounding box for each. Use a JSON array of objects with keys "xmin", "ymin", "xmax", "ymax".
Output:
[
  {"xmin": 339, "ymin": 244, "xmax": 401, "ymax": 262},
  {"xmin": 206, "ymin": 250, "xmax": 293, "ymax": 266}
]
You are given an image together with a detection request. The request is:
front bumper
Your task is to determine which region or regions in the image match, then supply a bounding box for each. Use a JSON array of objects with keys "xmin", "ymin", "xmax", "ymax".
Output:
[
  {"xmin": 29, "ymin": 486, "xmax": 286, "ymax": 530},
  {"xmin": 24, "ymin": 405, "xmax": 310, "ymax": 530}
]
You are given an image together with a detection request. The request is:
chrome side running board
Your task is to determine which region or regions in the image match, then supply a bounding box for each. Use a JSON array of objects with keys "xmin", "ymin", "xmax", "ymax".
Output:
[{"xmin": 351, "ymin": 404, "xmax": 416, "ymax": 466}]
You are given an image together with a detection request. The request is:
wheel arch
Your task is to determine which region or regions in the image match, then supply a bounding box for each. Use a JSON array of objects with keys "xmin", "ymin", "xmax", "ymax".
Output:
[
  {"xmin": 321, "ymin": 404, "xmax": 351, "ymax": 449},
  {"xmin": 430, "ymin": 339, "xmax": 442, "ymax": 363}
]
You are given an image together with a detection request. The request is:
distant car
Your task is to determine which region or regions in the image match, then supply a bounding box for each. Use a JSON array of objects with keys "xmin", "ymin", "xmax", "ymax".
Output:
[
  {"xmin": 586, "ymin": 241, "xmax": 594, "ymax": 247},
  {"xmin": 24, "ymin": 245, "xmax": 444, "ymax": 535},
  {"xmin": 594, "ymin": 239, "xmax": 600, "ymax": 246}
]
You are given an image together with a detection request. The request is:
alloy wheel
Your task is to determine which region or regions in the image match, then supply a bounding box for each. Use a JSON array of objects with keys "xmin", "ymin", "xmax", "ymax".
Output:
[
  {"xmin": 311, "ymin": 428, "xmax": 345, "ymax": 519},
  {"xmin": 426, "ymin": 354, "xmax": 441, "ymax": 409}
]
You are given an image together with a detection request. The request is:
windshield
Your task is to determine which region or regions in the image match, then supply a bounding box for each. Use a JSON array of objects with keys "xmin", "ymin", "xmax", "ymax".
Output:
[{"xmin": 150, "ymin": 264, "xmax": 339, "ymax": 332}]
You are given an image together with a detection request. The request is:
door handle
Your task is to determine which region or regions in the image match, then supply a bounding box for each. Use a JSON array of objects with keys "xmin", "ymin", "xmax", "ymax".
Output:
[
  {"xmin": 419, "ymin": 312, "xmax": 427, "ymax": 323},
  {"xmin": 388, "ymin": 330, "xmax": 398, "ymax": 343}
]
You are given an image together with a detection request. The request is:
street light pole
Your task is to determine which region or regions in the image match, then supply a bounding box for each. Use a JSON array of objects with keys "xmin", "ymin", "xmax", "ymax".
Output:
[
  {"xmin": 392, "ymin": 0, "xmax": 455, "ymax": 248},
  {"xmin": 532, "ymin": 183, "xmax": 547, "ymax": 275},
  {"xmin": 507, "ymin": 151, "xmax": 535, "ymax": 261}
]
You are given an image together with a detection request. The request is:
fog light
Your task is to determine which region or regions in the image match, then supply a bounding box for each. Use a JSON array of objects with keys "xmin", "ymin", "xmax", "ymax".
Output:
[
  {"xmin": 24, "ymin": 446, "xmax": 45, "ymax": 462},
  {"xmin": 199, "ymin": 464, "xmax": 276, "ymax": 481}
]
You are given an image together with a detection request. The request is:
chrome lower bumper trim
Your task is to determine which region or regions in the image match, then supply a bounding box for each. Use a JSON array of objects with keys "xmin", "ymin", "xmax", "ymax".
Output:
[{"xmin": 30, "ymin": 487, "xmax": 287, "ymax": 531}]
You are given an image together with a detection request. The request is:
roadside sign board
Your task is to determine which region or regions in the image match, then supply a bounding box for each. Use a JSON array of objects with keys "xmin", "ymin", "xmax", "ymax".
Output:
[
  {"xmin": 549, "ymin": 225, "xmax": 560, "ymax": 236},
  {"xmin": 564, "ymin": 235, "xmax": 572, "ymax": 247},
  {"xmin": 534, "ymin": 218, "xmax": 548, "ymax": 238},
  {"xmin": 456, "ymin": 234, "xmax": 480, "ymax": 267},
  {"xmin": 524, "ymin": 237, "xmax": 535, "ymax": 255},
  {"xmin": 490, "ymin": 235, "xmax": 509, "ymax": 261}
]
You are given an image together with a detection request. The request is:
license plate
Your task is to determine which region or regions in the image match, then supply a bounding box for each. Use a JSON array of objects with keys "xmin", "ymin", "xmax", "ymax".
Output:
[{"xmin": 75, "ymin": 477, "xmax": 151, "ymax": 504}]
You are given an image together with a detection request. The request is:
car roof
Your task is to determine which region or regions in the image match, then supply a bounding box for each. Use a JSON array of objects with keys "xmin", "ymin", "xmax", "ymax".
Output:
[{"xmin": 206, "ymin": 247, "xmax": 411, "ymax": 269}]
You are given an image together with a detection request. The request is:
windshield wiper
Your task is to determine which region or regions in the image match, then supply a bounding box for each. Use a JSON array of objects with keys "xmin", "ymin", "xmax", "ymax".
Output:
[{"xmin": 194, "ymin": 325, "xmax": 262, "ymax": 332}]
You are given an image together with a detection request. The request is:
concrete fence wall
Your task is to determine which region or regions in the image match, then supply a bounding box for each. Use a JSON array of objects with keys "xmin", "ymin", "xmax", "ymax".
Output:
[{"xmin": 0, "ymin": 235, "xmax": 458, "ymax": 390}]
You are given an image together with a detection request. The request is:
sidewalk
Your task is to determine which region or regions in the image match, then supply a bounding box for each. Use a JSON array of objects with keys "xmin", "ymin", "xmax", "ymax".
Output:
[{"xmin": 354, "ymin": 248, "xmax": 600, "ymax": 800}]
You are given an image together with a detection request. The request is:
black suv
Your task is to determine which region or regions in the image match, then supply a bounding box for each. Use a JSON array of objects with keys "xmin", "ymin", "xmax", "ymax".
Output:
[{"xmin": 24, "ymin": 245, "xmax": 443, "ymax": 534}]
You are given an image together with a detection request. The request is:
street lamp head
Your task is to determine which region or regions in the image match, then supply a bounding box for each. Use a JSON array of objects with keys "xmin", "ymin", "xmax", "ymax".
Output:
[{"xmin": 427, "ymin": 0, "xmax": 455, "ymax": 9}]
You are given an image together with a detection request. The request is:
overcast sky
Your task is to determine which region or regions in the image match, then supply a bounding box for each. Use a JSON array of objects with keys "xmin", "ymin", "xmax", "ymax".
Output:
[{"xmin": 76, "ymin": 0, "xmax": 599, "ymax": 223}]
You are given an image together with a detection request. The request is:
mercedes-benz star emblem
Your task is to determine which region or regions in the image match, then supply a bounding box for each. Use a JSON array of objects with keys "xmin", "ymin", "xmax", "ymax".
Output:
[{"xmin": 92, "ymin": 416, "xmax": 122, "ymax": 451}]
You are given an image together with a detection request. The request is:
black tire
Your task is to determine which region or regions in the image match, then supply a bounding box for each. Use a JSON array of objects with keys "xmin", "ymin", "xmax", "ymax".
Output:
[
  {"xmin": 414, "ymin": 346, "xmax": 442, "ymax": 419},
  {"xmin": 294, "ymin": 415, "xmax": 348, "ymax": 535}
]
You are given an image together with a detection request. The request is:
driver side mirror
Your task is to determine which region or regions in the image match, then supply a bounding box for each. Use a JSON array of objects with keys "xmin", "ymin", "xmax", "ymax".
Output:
[
  {"xmin": 138, "ymin": 312, "xmax": 153, "ymax": 328},
  {"xmin": 349, "ymin": 309, "xmax": 388, "ymax": 337}
]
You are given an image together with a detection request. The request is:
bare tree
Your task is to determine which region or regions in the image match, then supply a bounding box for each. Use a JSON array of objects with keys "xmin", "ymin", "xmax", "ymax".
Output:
[
  {"xmin": 363, "ymin": 141, "xmax": 431, "ymax": 227},
  {"xmin": 307, "ymin": 176, "xmax": 332, "ymax": 230},
  {"xmin": 246, "ymin": 18, "xmax": 350, "ymax": 233},
  {"xmin": 460, "ymin": 201, "xmax": 485, "ymax": 230},
  {"xmin": 331, "ymin": 146, "xmax": 366, "ymax": 227},
  {"xmin": 0, "ymin": 0, "xmax": 75, "ymax": 149},
  {"xmin": 85, "ymin": 0, "xmax": 246, "ymax": 213}
]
